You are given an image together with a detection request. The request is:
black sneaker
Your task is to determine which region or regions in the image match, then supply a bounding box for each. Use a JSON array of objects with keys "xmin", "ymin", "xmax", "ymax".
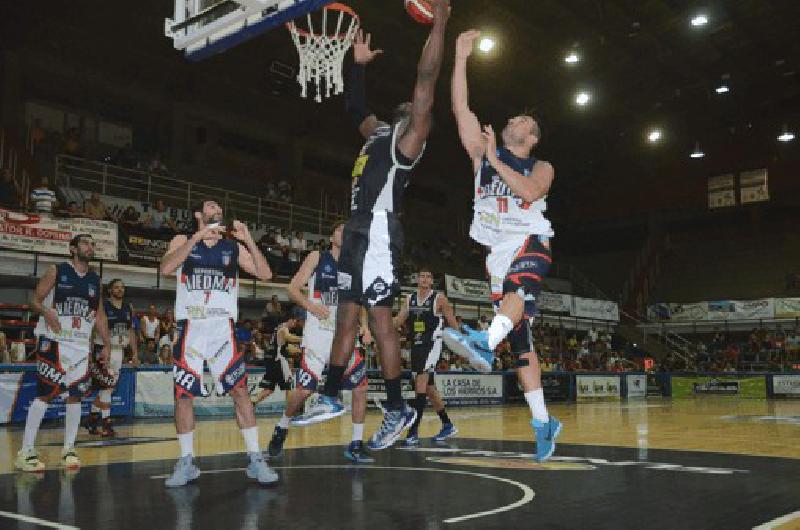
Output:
[
  {"xmin": 83, "ymin": 412, "xmax": 101, "ymax": 435},
  {"xmin": 267, "ymin": 426, "xmax": 288, "ymax": 460},
  {"xmin": 344, "ymin": 440, "xmax": 375, "ymax": 464}
]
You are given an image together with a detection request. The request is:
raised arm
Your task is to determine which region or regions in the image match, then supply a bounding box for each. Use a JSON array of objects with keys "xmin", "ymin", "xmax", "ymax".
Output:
[
  {"xmin": 396, "ymin": 0, "xmax": 450, "ymax": 160},
  {"xmin": 231, "ymin": 221, "xmax": 272, "ymax": 281},
  {"xmin": 346, "ymin": 30, "xmax": 386, "ymax": 139},
  {"xmin": 451, "ymin": 29, "xmax": 487, "ymax": 169},
  {"xmin": 437, "ymin": 294, "xmax": 460, "ymax": 330},
  {"xmin": 392, "ymin": 295, "xmax": 410, "ymax": 329}
]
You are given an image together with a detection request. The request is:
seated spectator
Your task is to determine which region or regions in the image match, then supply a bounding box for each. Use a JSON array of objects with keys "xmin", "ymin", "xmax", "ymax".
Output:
[
  {"xmin": 291, "ymin": 231, "xmax": 306, "ymax": 253},
  {"xmin": 30, "ymin": 177, "xmax": 57, "ymax": 216},
  {"xmin": 277, "ymin": 179, "xmax": 292, "ymax": 202},
  {"xmin": 0, "ymin": 168, "xmax": 21, "ymax": 209},
  {"xmin": 158, "ymin": 324, "xmax": 177, "ymax": 354},
  {"xmin": 83, "ymin": 192, "xmax": 109, "ymax": 220},
  {"xmin": 275, "ymin": 228, "xmax": 291, "ymax": 250},
  {"xmin": 158, "ymin": 344, "xmax": 172, "ymax": 364},
  {"xmin": 139, "ymin": 339, "xmax": 160, "ymax": 365},
  {"xmin": 144, "ymin": 199, "xmax": 177, "ymax": 232},
  {"xmin": 65, "ymin": 201, "xmax": 83, "ymax": 217},
  {"xmin": 148, "ymin": 153, "xmax": 169, "ymax": 176},
  {"xmin": 477, "ymin": 315, "xmax": 489, "ymax": 331},
  {"xmin": 0, "ymin": 331, "xmax": 10, "ymax": 364},
  {"xmin": 266, "ymin": 181, "xmax": 278, "ymax": 201},
  {"xmin": 120, "ymin": 205, "xmax": 141, "ymax": 226},
  {"xmin": 264, "ymin": 295, "xmax": 282, "ymax": 319},
  {"xmin": 160, "ymin": 309, "xmax": 175, "ymax": 337},
  {"xmin": 140, "ymin": 305, "xmax": 161, "ymax": 345}
]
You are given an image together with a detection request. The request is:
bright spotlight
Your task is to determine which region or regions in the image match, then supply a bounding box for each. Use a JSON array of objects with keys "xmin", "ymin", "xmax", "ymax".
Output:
[
  {"xmin": 647, "ymin": 129, "xmax": 662, "ymax": 143},
  {"xmin": 778, "ymin": 124, "xmax": 795, "ymax": 142},
  {"xmin": 575, "ymin": 92, "xmax": 591, "ymax": 106},
  {"xmin": 690, "ymin": 142, "xmax": 705, "ymax": 159},
  {"xmin": 478, "ymin": 37, "xmax": 495, "ymax": 53},
  {"xmin": 715, "ymin": 85, "xmax": 729, "ymax": 94},
  {"xmin": 565, "ymin": 52, "xmax": 579, "ymax": 64},
  {"xmin": 691, "ymin": 14, "xmax": 708, "ymax": 27}
]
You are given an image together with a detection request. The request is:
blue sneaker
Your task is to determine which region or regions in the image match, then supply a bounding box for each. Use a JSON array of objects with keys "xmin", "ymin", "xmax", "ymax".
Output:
[
  {"xmin": 400, "ymin": 433, "xmax": 420, "ymax": 447},
  {"xmin": 432, "ymin": 423, "xmax": 459, "ymax": 442},
  {"xmin": 532, "ymin": 416, "xmax": 562, "ymax": 463},
  {"xmin": 442, "ymin": 326, "xmax": 493, "ymax": 372},
  {"xmin": 344, "ymin": 440, "xmax": 375, "ymax": 464},
  {"xmin": 368, "ymin": 405, "xmax": 417, "ymax": 451},
  {"xmin": 290, "ymin": 395, "xmax": 345, "ymax": 426}
]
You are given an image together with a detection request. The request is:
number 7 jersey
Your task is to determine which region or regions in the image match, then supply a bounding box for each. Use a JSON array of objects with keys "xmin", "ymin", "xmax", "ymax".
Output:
[{"xmin": 469, "ymin": 146, "xmax": 554, "ymax": 247}]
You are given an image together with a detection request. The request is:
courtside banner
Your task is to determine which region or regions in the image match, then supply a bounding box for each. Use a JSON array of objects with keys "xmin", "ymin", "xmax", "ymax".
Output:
[
  {"xmin": 576, "ymin": 375, "xmax": 621, "ymax": 400},
  {"xmin": 0, "ymin": 368, "xmax": 135, "ymax": 423},
  {"xmin": 671, "ymin": 375, "xmax": 767, "ymax": 398},
  {"xmin": 0, "ymin": 208, "xmax": 118, "ymax": 261},
  {"xmin": 134, "ymin": 368, "xmax": 285, "ymax": 417},
  {"xmin": 775, "ymin": 298, "xmax": 800, "ymax": 318},
  {"xmin": 434, "ymin": 373, "xmax": 504, "ymax": 406},
  {"xmin": 572, "ymin": 297, "xmax": 620, "ymax": 322},
  {"xmin": 668, "ymin": 302, "xmax": 709, "ymax": 322},
  {"xmin": 444, "ymin": 274, "xmax": 491, "ymax": 303},
  {"xmin": 772, "ymin": 375, "xmax": 800, "ymax": 397},
  {"xmin": 626, "ymin": 374, "xmax": 647, "ymax": 398},
  {"xmin": 706, "ymin": 299, "xmax": 774, "ymax": 320}
]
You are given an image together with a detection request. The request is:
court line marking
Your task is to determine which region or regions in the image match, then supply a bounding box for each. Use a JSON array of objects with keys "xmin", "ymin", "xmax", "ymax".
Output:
[
  {"xmin": 0, "ymin": 510, "xmax": 79, "ymax": 530},
  {"xmin": 149, "ymin": 464, "xmax": 535, "ymax": 524},
  {"xmin": 753, "ymin": 510, "xmax": 800, "ymax": 530}
]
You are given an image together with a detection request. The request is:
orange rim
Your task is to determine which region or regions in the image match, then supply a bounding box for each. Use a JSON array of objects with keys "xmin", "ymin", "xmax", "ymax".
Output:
[{"xmin": 286, "ymin": 2, "xmax": 359, "ymax": 40}]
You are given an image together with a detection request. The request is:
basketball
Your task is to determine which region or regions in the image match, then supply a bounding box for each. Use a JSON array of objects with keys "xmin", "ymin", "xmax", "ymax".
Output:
[{"xmin": 405, "ymin": 0, "xmax": 434, "ymax": 25}]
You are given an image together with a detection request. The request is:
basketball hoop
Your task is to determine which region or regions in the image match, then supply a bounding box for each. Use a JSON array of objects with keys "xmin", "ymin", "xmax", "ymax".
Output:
[{"xmin": 286, "ymin": 2, "xmax": 359, "ymax": 103}]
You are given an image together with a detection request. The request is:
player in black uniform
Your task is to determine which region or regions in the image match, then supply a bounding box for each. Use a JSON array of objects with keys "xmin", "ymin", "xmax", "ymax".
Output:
[
  {"xmin": 84, "ymin": 278, "xmax": 138, "ymax": 437},
  {"xmin": 298, "ymin": 0, "xmax": 450, "ymax": 451},
  {"xmin": 252, "ymin": 314, "xmax": 302, "ymax": 404},
  {"xmin": 393, "ymin": 266, "xmax": 459, "ymax": 445}
]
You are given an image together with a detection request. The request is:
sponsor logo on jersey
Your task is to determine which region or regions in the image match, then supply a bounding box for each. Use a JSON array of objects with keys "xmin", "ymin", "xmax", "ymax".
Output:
[
  {"xmin": 88, "ymin": 285, "xmax": 96, "ymax": 298},
  {"xmin": 38, "ymin": 362, "xmax": 64, "ymax": 385},
  {"xmin": 224, "ymin": 360, "xmax": 246, "ymax": 388}
]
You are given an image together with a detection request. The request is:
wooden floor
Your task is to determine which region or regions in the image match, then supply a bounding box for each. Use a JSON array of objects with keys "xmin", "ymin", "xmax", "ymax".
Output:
[{"xmin": 2, "ymin": 397, "xmax": 799, "ymax": 474}]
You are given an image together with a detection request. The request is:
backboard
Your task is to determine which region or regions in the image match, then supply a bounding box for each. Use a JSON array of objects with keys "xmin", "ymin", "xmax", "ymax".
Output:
[{"xmin": 165, "ymin": 0, "xmax": 336, "ymax": 61}]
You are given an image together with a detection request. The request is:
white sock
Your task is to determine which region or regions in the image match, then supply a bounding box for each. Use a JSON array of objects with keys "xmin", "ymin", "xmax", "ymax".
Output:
[
  {"xmin": 22, "ymin": 399, "xmax": 48, "ymax": 450},
  {"xmin": 99, "ymin": 390, "xmax": 112, "ymax": 418},
  {"xmin": 352, "ymin": 423, "xmax": 364, "ymax": 442},
  {"xmin": 241, "ymin": 426, "xmax": 260, "ymax": 454},
  {"xmin": 487, "ymin": 314, "xmax": 514, "ymax": 350},
  {"xmin": 63, "ymin": 402, "xmax": 81, "ymax": 451},
  {"xmin": 278, "ymin": 413, "xmax": 290, "ymax": 429},
  {"xmin": 524, "ymin": 388, "xmax": 549, "ymax": 423},
  {"xmin": 177, "ymin": 431, "xmax": 194, "ymax": 457}
]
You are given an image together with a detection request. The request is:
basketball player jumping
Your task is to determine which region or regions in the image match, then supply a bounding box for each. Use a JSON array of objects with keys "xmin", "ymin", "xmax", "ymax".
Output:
[
  {"xmin": 267, "ymin": 222, "xmax": 374, "ymax": 463},
  {"xmin": 297, "ymin": 0, "xmax": 451, "ymax": 450},
  {"xmin": 16, "ymin": 234, "xmax": 111, "ymax": 472},
  {"xmin": 392, "ymin": 266, "xmax": 459, "ymax": 445},
  {"xmin": 445, "ymin": 29, "xmax": 562, "ymax": 462},
  {"xmin": 84, "ymin": 278, "xmax": 138, "ymax": 437},
  {"xmin": 160, "ymin": 200, "xmax": 277, "ymax": 486}
]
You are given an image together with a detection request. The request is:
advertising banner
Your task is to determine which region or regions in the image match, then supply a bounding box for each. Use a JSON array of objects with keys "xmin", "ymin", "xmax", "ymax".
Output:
[
  {"xmin": 119, "ymin": 226, "xmax": 172, "ymax": 266},
  {"xmin": 707, "ymin": 299, "xmax": 774, "ymax": 320},
  {"xmin": 671, "ymin": 375, "xmax": 767, "ymax": 398},
  {"xmin": 669, "ymin": 302, "xmax": 709, "ymax": 322},
  {"xmin": 0, "ymin": 208, "xmax": 118, "ymax": 261},
  {"xmin": 772, "ymin": 375, "xmax": 800, "ymax": 397},
  {"xmin": 0, "ymin": 369, "xmax": 134, "ymax": 423},
  {"xmin": 433, "ymin": 373, "xmax": 504, "ymax": 406},
  {"xmin": 647, "ymin": 303, "xmax": 671, "ymax": 321},
  {"xmin": 576, "ymin": 375, "xmax": 621, "ymax": 400},
  {"xmin": 537, "ymin": 292, "xmax": 572, "ymax": 314},
  {"xmin": 444, "ymin": 274, "xmax": 491, "ymax": 303},
  {"xmin": 572, "ymin": 297, "xmax": 620, "ymax": 322},
  {"xmin": 775, "ymin": 298, "xmax": 800, "ymax": 318},
  {"xmin": 134, "ymin": 369, "xmax": 286, "ymax": 417},
  {"xmin": 626, "ymin": 374, "xmax": 647, "ymax": 398},
  {"xmin": 541, "ymin": 373, "xmax": 572, "ymax": 401}
]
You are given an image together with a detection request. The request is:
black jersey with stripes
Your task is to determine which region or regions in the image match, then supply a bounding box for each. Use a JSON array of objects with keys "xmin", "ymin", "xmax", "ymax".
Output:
[
  {"xmin": 349, "ymin": 123, "xmax": 424, "ymax": 216},
  {"xmin": 406, "ymin": 290, "xmax": 443, "ymax": 347}
]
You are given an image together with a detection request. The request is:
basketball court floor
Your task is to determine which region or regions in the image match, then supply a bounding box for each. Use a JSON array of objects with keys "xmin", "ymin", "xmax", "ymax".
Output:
[{"xmin": 2, "ymin": 398, "xmax": 799, "ymax": 529}]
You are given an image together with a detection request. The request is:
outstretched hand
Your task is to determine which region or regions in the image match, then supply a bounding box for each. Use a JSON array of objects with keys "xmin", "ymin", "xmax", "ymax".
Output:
[
  {"xmin": 482, "ymin": 124, "xmax": 498, "ymax": 162},
  {"xmin": 353, "ymin": 30, "xmax": 383, "ymax": 65},
  {"xmin": 456, "ymin": 29, "xmax": 481, "ymax": 59}
]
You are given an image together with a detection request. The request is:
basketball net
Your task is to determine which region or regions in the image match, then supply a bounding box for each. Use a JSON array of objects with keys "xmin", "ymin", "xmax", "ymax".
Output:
[{"xmin": 287, "ymin": 3, "xmax": 359, "ymax": 103}]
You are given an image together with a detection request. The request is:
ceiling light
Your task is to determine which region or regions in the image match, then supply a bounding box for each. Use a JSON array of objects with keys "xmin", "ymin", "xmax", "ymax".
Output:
[
  {"xmin": 691, "ymin": 14, "xmax": 708, "ymax": 27},
  {"xmin": 575, "ymin": 91, "xmax": 591, "ymax": 106},
  {"xmin": 478, "ymin": 37, "xmax": 495, "ymax": 53},
  {"xmin": 715, "ymin": 84, "xmax": 729, "ymax": 94},
  {"xmin": 778, "ymin": 124, "xmax": 795, "ymax": 143},
  {"xmin": 690, "ymin": 141, "xmax": 705, "ymax": 159},
  {"xmin": 647, "ymin": 129, "xmax": 662, "ymax": 143},
  {"xmin": 565, "ymin": 52, "xmax": 579, "ymax": 64}
]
